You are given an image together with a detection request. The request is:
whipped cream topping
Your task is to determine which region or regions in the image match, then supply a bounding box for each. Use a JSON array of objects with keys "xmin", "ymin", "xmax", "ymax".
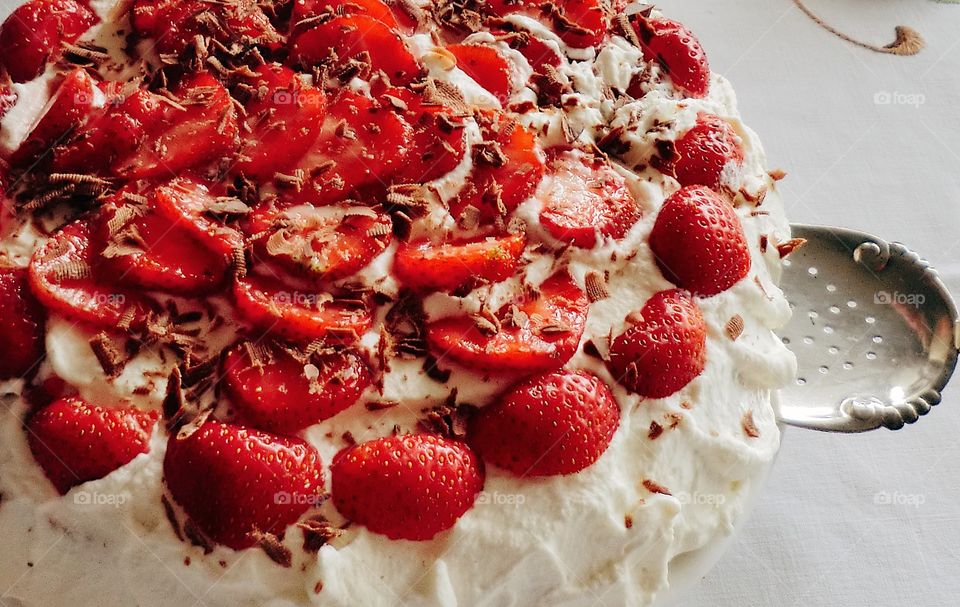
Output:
[{"xmin": 0, "ymin": 1, "xmax": 796, "ymax": 606}]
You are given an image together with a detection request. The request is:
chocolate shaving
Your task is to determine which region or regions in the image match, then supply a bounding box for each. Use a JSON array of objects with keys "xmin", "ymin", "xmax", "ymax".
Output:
[
  {"xmin": 724, "ymin": 315, "xmax": 745, "ymax": 341},
  {"xmin": 365, "ymin": 400, "xmax": 399, "ymax": 411},
  {"xmin": 642, "ymin": 479, "xmax": 671, "ymax": 496},
  {"xmin": 90, "ymin": 332, "xmax": 127, "ymax": 378},
  {"xmin": 584, "ymin": 271, "xmax": 609, "ymax": 302},
  {"xmin": 742, "ymin": 411, "xmax": 760, "ymax": 438},
  {"xmin": 648, "ymin": 421, "xmax": 664, "ymax": 440},
  {"xmin": 161, "ymin": 495, "xmax": 184, "ymax": 542},
  {"xmin": 776, "ymin": 238, "xmax": 807, "ymax": 259},
  {"xmin": 419, "ymin": 390, "xmax": 475, "ymax": 439},
  {"xmin": 768, "ymin": 169, "xmax": 787, "ymax": 181},
  {"xmin": 251, "ymin": 530, "xmax": 293, "ymax": 567},
  {"xmin": 298, "ymin": 515, "xmax": 342, "ymax": 553},
  {"xmin": 183, "ymin": 519, "xmax": 214, "ymax": 555}
]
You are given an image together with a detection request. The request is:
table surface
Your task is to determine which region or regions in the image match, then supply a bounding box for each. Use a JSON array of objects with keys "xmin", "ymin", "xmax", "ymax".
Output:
[{"xmin": 2, "ymin": 0, "xmax": 959, "ymax": 605}]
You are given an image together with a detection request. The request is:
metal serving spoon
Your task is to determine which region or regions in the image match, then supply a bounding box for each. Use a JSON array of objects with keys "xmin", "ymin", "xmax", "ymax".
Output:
[{"xmin": 776, "ymin": 224, "xmax": 959, "ymax": 432}]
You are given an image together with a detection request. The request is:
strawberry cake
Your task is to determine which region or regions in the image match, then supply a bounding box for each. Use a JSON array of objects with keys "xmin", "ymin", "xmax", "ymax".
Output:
[{"xmin": 0, "ymin": 0, "xmax": 797, "ymax": 605}]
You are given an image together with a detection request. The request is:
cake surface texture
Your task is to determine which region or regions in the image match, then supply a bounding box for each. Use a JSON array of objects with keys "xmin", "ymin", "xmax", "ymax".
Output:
[{"xmin": 0, "ymin": 0, "xmax": 797, "ymax": 605}]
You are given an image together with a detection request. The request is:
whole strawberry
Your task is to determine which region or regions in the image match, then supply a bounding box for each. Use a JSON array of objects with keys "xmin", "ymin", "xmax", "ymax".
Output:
[
  {"xmin": 164, "ymin": 421, "xmax": 324, "ymax": 550},
  {"xmin": 331, "ymin": 434, "xmax": 484, "ymax": 541},
  {"xmin": 0, "ymin": 266, "xmax": 45, "ymax": 379},
  {"xmin": 631, "ymin": 16, "xmax": 710, "ymax": 98},
  {"xmin": 606, "ymin": 289, "xmax": 707, "ymax": 398},
  {"xmin": 660, "ymin": 113, "xmax": 744, "ymax": 192},
  {"xmin": 468, "ymin": 371, "xmax": 620, "ymax": 477},
  {"xmin": 649, "ymin": 185, "xmax": 751, "ymax": 297},
  {"xmin": 27, "ymin": 397, "xmax": 158, "ymax": 495}
]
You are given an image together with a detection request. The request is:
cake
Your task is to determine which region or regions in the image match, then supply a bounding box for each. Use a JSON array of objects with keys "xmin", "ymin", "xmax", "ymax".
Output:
[{"xmin": 0, "ymin": 0, "xmax": 797, "ymax": 605}]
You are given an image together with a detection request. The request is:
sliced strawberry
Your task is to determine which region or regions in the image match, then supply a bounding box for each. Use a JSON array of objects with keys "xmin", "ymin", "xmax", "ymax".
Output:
[
  {"xmin": 233, "ymin": 274, "xmax": 373, "ymax": 343},
  {"xmin": 331, "ymin": 434, "xmax": 484, "ymax": 540},
  {"xmin": 222, "ymin": 340, "xmax": 372, "ymax": 434},
  {"xmin": 28, "ymin": 220, "xmax": 153, "ymax": 330},
  {"xmin": 450, "ymin": 114, "xmax": 545, "ymax": 224},
  {"xmin": 447, "ymin": 44, "xmax": 512, "ymax": 101},
  {"xmin": 149, "ymin": 178, "xmax": 244, "ymax": 256},
  {"xmin": 0, "ymin": 0, "xmax": 98, "ymax": 83},
  {"xmin": 291, "ymin": 90, "xmax": 412, "ymax": 205},
  {"xmin": 538, "ymin": 148, "xmax": 641, "ymax": 248},
  {"xmin": 427, "ymin": 271, "xmax": 588, "ymax": 372},
  {"xmin": 290, "ymin": 0, "xmax": 415, "ymax": 34},
  {"xmin": 656, "ymin": 113, "xmax": 744, "ymax": 192},
  {"xmin": 164, "ymin": 421, "xmax": 324, "ymax": 549},
  {"xmin": 394, "ymin": 233, "xmax": 526, "ymax": 294},
  {"xmin": 234, "ymin": 64, "xmax": 326, "ymax": 180},
  {"xmin": 501, "ymin": 30, "xmax": 562, "ymax": 73},
  {"xmin": 468, "ymin": 370, "xmax": 619, "ymax": 476},
  {"xmin": 0, "ymin": 266, "xmax": 46, "ymax": 379},
  {"xmin": 244, "ymin": 204, "xmax": 391, "ymax": 283},
  {"xmin": 289, "ymin": 15, "xmax": 421, "ymax": 86},
  {"xmin": 10, "ymin": 68, "xmax": 98, "ymax": 168},
  {"xmin": 131, "ymin": 0, "xmax": 282, "ymax": 57},
  {"xmin": 632, "ymin": 16, "xmax": 710, "ymax": 98},
  {"xmin": 27, "ymin": 397, "xmax": 158, "ymax": 495},
  {"xmin": 606, "ymin": 289, "xmax": 706, "ymax": 398},
  {"xmin": 649, "ymin": 185, "xmax": 750, "ymax": 296},
  {"xmin": 121, "ymin": 73, "xmax": 239, "ymax": 179},
  {"xmin": 546, "ymin": 0, "xmax": 608, "ymax": 49}
]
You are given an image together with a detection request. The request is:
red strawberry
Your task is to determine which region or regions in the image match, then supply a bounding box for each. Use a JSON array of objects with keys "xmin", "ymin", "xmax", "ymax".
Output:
[
  {"xmin": 233, "ymin": 64, "xmax": 326, "ymax": 180},
  {"xmin": 450, "ymin": 114, "xmax": 545, "ymax": 224},
  {"xmin": 649, "ymin": 185, "xmax": 750, "ymax": 296},
  {"xmin": 11, "ymin": 68, "xmax": 98, "ymax": 168},
  {"xmin": 632, "ymin": 16, "xmax": 710, "ymax": 98},
  {"xmin": 657, "ymin": 113, "xmax": 744, "ymax": 192},
  {"xmin": 243, "ymin": 204, "xmax": 392, "ymax": 283},
  {"xmin": 547, "ymin": 0, "xmax": 608, "ymax": 49},
  {"xmin": 121, "ymin": 73, "xmax": 239, "ymax": 179},
  {"xmin": 164, "ymin": 421, "xmax": 324, "ymax": 549},
  {"xmin": 606, "ymin": 288, "xmax": 706, "ymax": 398},
  {"xmin": 27, "ymin": 397, "xmax": 158, "ymax": 495},
  {"xmin": 222, "ymin": 340, "xmax": 372, "ymax": 434},
  {"xmin": 468, "ymin": 370, "xmax": 619, "ymax": 476},
  {"xmin": 427, "ymin": 271, "xmax": 588, "ymax": 372},
  {"xmin": 149, "ymin": 177, "xmax": 244, "ymax": 256},
  {"xmin": 393, "ymin": 233, "xmax": 526, "ymax": 294},
  {"xmin": 131, "ymin": 0, "xmax": 281, "ymax": 57},
  {"xmin": 0, "ymin": 83, "xmax": 18, "ymax": 121},
  {"xmin": 0, "ymin": 266, "xmax": 45, "ymax": 379},
  {"xmin": 331, "ymin": 434, "xmax": 484, "ymax": 540},
  {"xmin": 0, "ymin": 0, "xmax": 98, "ymax": 83},
  {"xmin": 501, "ymin": 30, "xmax": 562, "ymax": 73},
  {"xmin": 538, "ymin": 148, "xmax": 641, "ymax": 248},
  {"xmin": 289, "ymin": 15, "xmax": 421, "ymax": 86},
  {"xmin": 233, "ymin": 274, "xmax": 373, "ymax": 343},
  {"xmin": 290, "ymin": 0, "xmax": 415, "ymax": 34},
  {"xmin": 28, "ymin": 220, "xmax": 154, "ymax": 330},
  {"xmin": 290, "ymin": 90, "xmax": 413, "ymax": 205},
  {"xmin": 447, "ymin": 44, "xmax": 512, "ymax": 101}
]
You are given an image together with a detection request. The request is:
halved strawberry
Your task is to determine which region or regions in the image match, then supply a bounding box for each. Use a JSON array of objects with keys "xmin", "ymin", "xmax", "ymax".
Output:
[
  {"xmin": 164, "ymin": 421, "xmax": 324, "ymax": 549},
  {"xmin": 331, "ymin": 434, "xmax": 484, "ymax": 541},
  {"xmin": 27, "ymin": 397, "xmax": 158, "ymax": 495},
  {"xmin": 222, "ymin": 340, "xmax": 372, "ymax": 434},
  {"xmin": 649, "ymin": 185, "xmax": 750, "ymax": 296},
  {"xmin": 656, "ymin": 113, "xmax": 744, "ymax": 192},
  {"xmin": 538, "ymin": 148, "xmax": 641, "ymax": 248},
  {"xmin": 28, "ymin": 220, "xmax": 153, "ymax": 330},
  {"xmin": 0, "ymin": 0, "xmax": 98, "ymax": 83},
  {"xmin": 234, "ymin": 64, "xmax": 326, "ymax": 180},
  {"xmin": 450, "ymin": 113, "xmax": 545, "ymax": 224},
  {"xmin": 121, "ymin": 73, "xmax": 239, "ymax": 179},
  {"xmin": 233, "ymin": 274, "xmax": 373, "ymax": 343},
  {"xmin": 426, "ymin": 271, "xmax": 588, "ymax": 372},
  {"xmin": 11, "ymin": 68, "xmax": 98, "ymax": 168},
  {"xmin": 606, "ymin": 289, "xmax": 706, "ymax": 398},
  {"xmin": 289, "ymin": 15, "xmax": 421, "ymax": 86},
  {"xmin": 131, "ymin": 0, "xmax": 282, "ymax": 57},
  {"xmin": 468, "ymin": 370, "xmax": 619, "ymax": 476},
  {"xmin": 0, "ymin": 266, "xmax": 46, "ymax": 379},
  {"xmin": 149, "ymin": 177, "xmax": 244, "ymax": 257},
  {"xmin": 244, "ymin": 204, "xmax": 392, "ymax": 283},
  {"xmin": 546, "ymin": 0, "xmax": 608, "ymax": 49},
  {"xmin": 393, "ymin": 233, "xmax": 526, "ymax": 294},
  {"xmin": 500, "ymin": 30, "xmax": 562, "ymax": 73},
  {"xmin": 290, "ymin": 0, "xmax": 415, "ymax": 34},
  {"xmin": 447, "ymin": 44, "xmax": 512, "ymax": 101},
  {"xmin": 290, "ymin": 90, "xmax": 412, "ymax": 205},
  {"xmin": 631, "ymin": 16, "xmax": 710, "ymax": 98}
]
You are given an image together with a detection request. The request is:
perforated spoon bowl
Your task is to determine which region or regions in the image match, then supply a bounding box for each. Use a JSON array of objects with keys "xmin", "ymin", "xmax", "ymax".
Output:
[{"xmin": 777, "ymin": 224, "xmax": 960, "ymax": 432}]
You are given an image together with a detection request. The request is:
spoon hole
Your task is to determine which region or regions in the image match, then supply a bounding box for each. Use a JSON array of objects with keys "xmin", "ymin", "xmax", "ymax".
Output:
[
  {"xmin": 847, "ymin": 300, "xmax": 858, "ymax": 309},
  {"xmin": 872, "ymin": 336, "xmax": 883, "ymax": 344},
  {"xmin": 797, "ymin": 377, "xmax": 807, "ymax": 385},
  {"xmin": 782, "ymin": 337, "xmax": 791, "ymax": 345},
  {"xmin": 829, "ymin": 305, "xmax": 841, "ymax": 314},
  {"xmin": 818, "ymin": 366, "xmax": 829, "ymax": 374},
  {"xmin": 828, "ymin": 346, "xmax": 839, "ymax": 354},
  {"xmin": 824, "ymin": 326, "xmax": 835, "ymax": 334},
  {"xmin": 808, "ymin": 267, "xmax": 819, "ymax": 277},
  {"xmin": 826, "ymin": 284, "xmax": 837, "ymax": 293},
  {"xmin": 803, "ymin": 336, "xmax": 814, "ymax": 345},
  {"xmin": 866, "ymin": 352, "xmax": 877, "ymax": 360},
  {"xmin": 865, "ymin": 315, "xmax": 876, "ymax": 324},
  {"xmin": 843, "ymin": 362, "xmax": 854, "ymax": 370}
]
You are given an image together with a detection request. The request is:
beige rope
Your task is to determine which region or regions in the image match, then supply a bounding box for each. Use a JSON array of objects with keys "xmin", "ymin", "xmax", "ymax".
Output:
[{"xmin": 793, "ymin": 0, "xmax": 925, "ymax": 56}]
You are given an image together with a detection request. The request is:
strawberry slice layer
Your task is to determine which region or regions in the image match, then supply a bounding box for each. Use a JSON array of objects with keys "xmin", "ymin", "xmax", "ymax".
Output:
[
  {"xmin": 393, "ymin": 233, "xmax": 526, "ymax": 294},
  {"xmin": 548, "ymin": 0, "xmax": 608, "ymax": 49},
  {"xmin": 291, "ymin": 0, "xmax": 414, "ymax": 34},
  {"xmin": 0, "ymin": 0, "xmax": 98, "ymax": 83},
  {"xmin": 0, "ymin": 265, "xmax": 46, "ymax": 379},
  {"xmin": 132, "ymin": 0, "xmax": 281, "ymax": 57},
  {"xmin": 28, "ymin": 220, "xmax": 153, "ymax": 330},
  {"xmin": 233, "ymin": 274, "xmax": 372, "ymax": 343},
  {"xmin": 447, "ymin": 44, "xmax": 512, "ymax": 101},
  {"xmin": 539, "ymin": 148, "xmax": 641, "ymax": 248},
  {"xmin": 631, "ymin": 16, "xmax": 710, "ymax": 98},
  {"xmin": 222, "ymin": 340, "xmax": 372, "ymax": 434},
  {"xmin": 164, "ymin": 421, "xmax": 324, "ymax": 549},
  {"xmin": 427, "ymin": 271, "xmax": 588, "ymax": 372},
  {"xmin": 27, "ymin": 397, "xmax": 158, "ymax": 494},
  {"xmin": 657, "ymin": 113, "xmax": 744, "ymax": 192},
  {"xmin": 149, "ymin": 178, "xmax": 244, "ymax": 256}
]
